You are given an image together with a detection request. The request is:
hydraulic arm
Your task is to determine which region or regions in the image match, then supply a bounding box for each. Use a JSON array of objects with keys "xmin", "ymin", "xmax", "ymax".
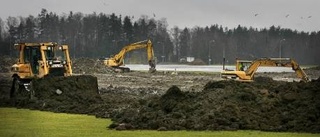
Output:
[
  {"xmin": 104, "ymin": 39, "xmax": 156, "ymax": 72},
  {"xmin": 221, "ymin": 58, "xmax": 310, "ymax": 82}
]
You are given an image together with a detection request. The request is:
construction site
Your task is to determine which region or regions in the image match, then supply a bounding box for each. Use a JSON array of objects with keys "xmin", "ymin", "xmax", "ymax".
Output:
[
  {"xmin": 0, "ymin": 1, "xmax": 320, "ymax": 136},
  {"xmin": 0, "ymin": 45, "xmax": 320, "ymax": 133}
]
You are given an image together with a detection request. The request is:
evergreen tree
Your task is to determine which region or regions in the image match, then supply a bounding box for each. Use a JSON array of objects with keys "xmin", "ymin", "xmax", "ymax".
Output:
[{"xmin": 0, "ymin": 9, "xmax": 319, "ymax": 64}]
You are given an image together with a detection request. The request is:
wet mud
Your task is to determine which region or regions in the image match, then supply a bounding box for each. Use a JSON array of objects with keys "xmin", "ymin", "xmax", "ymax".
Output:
[
  {"xmin": 1, "ymin": 57, "xmax": 320, "ymax": 133},
  {"xmin": 109, "ymin": 78, "xmax": 320, "ymax": 133}
]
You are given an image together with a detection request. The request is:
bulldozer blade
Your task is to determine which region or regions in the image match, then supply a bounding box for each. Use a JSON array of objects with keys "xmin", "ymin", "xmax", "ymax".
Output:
[{"xmin": 11, "ymin": 75, "xmax": 102, "ymax": 114}]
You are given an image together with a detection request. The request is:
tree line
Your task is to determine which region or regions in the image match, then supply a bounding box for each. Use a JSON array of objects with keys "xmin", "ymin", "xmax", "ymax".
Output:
[{"xmin": 0, "ymin": 9, "xmax": 319, "ymax": 65}]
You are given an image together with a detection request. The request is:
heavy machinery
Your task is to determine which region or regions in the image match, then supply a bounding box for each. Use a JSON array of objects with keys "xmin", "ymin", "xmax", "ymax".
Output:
[
  {"xmin": 220, "ymin": 58, "xmax": 310, "ymax": 82},
  {"xmin": 10, "ymin": 42, "xmax": 98, "ymax": 99},
  {"xmin": 10, "ymin": 42, "xmax": 72, "ymax": 98},
  {"xmin": 104, "ymin": 39, "xmax": 156, "ymax": 73}
]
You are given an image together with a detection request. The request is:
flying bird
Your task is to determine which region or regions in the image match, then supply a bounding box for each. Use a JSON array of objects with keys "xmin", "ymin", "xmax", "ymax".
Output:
[
  {"xmin": 308, "ymin": 16, "xmax": 312, "ymax": 18},
  {"xmin": 285, "ymin": 14, "xmax": 289, "ymax": 18},
  {"xmin": 153, "ymin": 13, "xmax": 156, "ymax": 17},
  {"xmin": 254, "ymin": 13, "xmax": 259, "ymax": 16}
]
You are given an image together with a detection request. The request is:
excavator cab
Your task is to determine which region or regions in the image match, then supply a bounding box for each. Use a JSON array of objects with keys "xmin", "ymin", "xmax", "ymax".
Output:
[{"xmin": 236, "ymin": 59, "xmax": 252, "ymax": 71}]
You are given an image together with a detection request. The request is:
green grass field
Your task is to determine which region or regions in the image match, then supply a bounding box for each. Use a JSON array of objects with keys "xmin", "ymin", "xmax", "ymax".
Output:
[{"xmin": 0, "ymin": 107, "xmax": 318, "ymax": 137}]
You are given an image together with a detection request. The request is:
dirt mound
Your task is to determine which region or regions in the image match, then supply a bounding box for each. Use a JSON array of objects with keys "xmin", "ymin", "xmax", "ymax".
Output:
[
  {"xmin": 72, "ymin": 58, "xmax": 114, "ymax": 74},
  {"xmin": 94, "ymin": 86, "xmax": 160, "ymax": 118},
  {"xmin": 189, "ymin": 58, "xmax": 206, "ymax": 65},
  {"xmin": 0, "ymin": 74, "xmax": 12, "ymax": 104},
  {"xmin": 2, "ymin": 75, "xmax": 103, "ymax": 115},
  {"xmin": 109, "ymin": 79, "xmax": 320, "ymax": 133}
]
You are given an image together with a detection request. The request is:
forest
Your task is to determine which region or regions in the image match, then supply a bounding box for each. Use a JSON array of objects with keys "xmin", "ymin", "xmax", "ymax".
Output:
[{"xmin": 0, "ymin": 9, "xmax": 319, "ymax": 65}]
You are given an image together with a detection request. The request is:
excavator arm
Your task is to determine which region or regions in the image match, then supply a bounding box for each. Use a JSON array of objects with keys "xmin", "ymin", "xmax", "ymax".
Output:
[
  {"xmin": 221, "ymin": 58, "xmax": 310, "ymax": 82},
  {"xmin": 104, "ymin": 39, "xmax": 156, "ymax": 72}
]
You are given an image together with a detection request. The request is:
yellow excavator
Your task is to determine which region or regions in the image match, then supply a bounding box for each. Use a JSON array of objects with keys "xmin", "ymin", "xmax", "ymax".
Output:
[
  {"xmin": 104, "ymin": 39, "xmax": 156, "ymax": 73},
  {"xmin": 220, "ymin": 58, "xmax": 310, "ymax": 82},
  {"xmin": 10, "ymin": 42, "xmax": 98, "ymax": 99}
]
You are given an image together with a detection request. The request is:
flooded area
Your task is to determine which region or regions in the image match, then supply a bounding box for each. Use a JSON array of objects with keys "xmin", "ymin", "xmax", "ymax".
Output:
[{"xmin": 126, "ymin": 64, "xmax": 296, "ymax": 73}]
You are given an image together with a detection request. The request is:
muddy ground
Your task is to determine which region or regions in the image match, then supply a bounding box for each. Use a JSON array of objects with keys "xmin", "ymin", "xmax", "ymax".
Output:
[
  {"xmin": 109, "ymin": 78, "xmax": 320, "ymax": 132},
  {"xmin": 0, "ymin": 57, "xmax": 320, "ymax": 133}
]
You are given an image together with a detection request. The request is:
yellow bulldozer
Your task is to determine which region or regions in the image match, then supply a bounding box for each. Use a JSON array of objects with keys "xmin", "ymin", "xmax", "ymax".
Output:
[
  {"xmin": 104, "ymin": 39, "xmax": 156, "ymax": 73},
  {"xmin": 10, "ymin": 42, "xmax": 98, "ymax": 99},
  {"xmin": 220, "ymin": 58, "xmax": 310, "ymax": 82}
]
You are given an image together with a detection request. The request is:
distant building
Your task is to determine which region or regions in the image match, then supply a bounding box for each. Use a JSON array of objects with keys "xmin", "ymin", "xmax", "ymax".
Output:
[
  {"xmin": 186, "ymin": 57, "xmax": 195, "ymax": 62},
  {"xmin": 180, "ymin": 57, "xmax": 195, "ymax": 63}
]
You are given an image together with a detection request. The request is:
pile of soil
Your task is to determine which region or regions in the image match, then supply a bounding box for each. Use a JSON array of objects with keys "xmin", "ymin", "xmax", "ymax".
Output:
[
  {"xmin": 189, "ymin": 58, "xmax": 206, "ymax": 65},
  {"xmin": 1, "ymin": 56, "xmax": 320, "ymax": 133},
  {"xmin": 1, "ymin": 75, "xmax": 103, "ymax": 115},
  {"xmin": 72, "ymin": 58, "xmax": 114, "ymax": 74},
  {"xmin": 109, "ymin": 78, "xmax": 320, "ymax": 133},
  {"xmin": 0, "ymin": 74, "xmax": 11, "ymax": 102},
  {"xmin": 94, "ymin": 86, "xmax": 160, "ymax": 118}
]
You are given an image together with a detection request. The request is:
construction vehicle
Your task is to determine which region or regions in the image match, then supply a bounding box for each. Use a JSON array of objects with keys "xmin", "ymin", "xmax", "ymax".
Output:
[
  {"xmin": 220, "ymin": 58, "xmax": 310, "ymax": 82},
  {"xmin": 104, "ymin": 39, "xmax": 156, "ymax": 73},
  {"xmin": 10, "ymin": 42, "xmax": 97, "ymax": 99}
]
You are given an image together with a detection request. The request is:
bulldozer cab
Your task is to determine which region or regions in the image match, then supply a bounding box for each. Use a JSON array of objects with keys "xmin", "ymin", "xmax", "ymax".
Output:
[
  {"xmin": 44, "ymin": 46, "xmax": 54, "ymax": 60},
  {"xmin": 45, "ymin": 45, "xmax": 70, "ymax": 76},
  {"xmin": 23, "ymin": 46, "xmax": 41, "ymax": 75},
  {"xmin": 12, "ymin": 42, "xmax": 72, "ymax": 79}
]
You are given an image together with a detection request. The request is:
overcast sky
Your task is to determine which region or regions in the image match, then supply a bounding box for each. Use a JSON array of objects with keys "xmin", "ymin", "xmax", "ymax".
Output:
[{"xmin": 0, "ymin": 0, "xmax": 319, "ymax": 32}]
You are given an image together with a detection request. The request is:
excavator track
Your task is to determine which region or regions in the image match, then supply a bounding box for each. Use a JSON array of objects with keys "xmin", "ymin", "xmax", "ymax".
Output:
[{"xmin": 110, "ymin": 66, "xmax": 130, "ymax": 73}]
